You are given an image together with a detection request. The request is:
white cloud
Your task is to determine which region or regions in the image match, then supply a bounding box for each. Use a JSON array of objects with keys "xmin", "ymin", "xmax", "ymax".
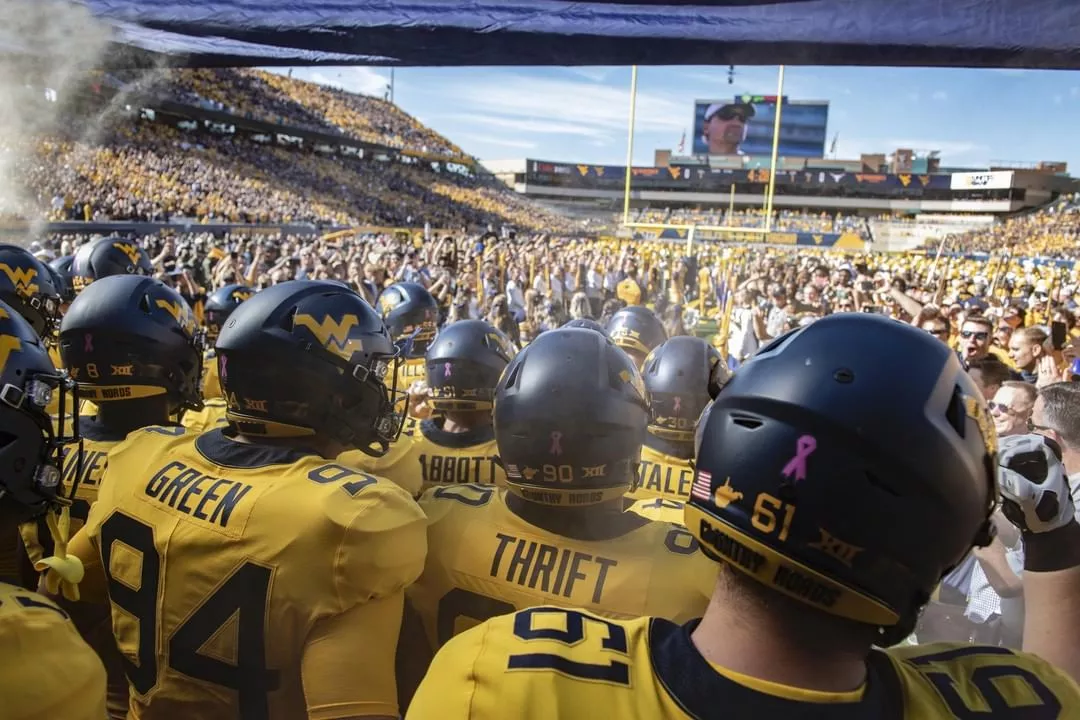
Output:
[
  {"xmin": 455, "ymin": 133, "xmax": 537, "ymax": 150},
  {"xmin": 277, "ymin": 66, "xmax": 391, "ymax": 98},
  {"xmin": 565, "ymin": 67, "xmax": 616, "ymax": 83},
  {"xmin": 931, "ymin": 90, "xmax": 948, "ymax": 101},
  {"xmin": 1053, "ymin": 94, "xmax": 1064, "ymax": 105},
  {"xmin": 437, "ymin": 113, "xmax": 611, "ymax": 140},
  {"xmin": 431, "ymin": 73, "xmax": 686, "ymax": 137},
  {"xmin": 906, "ymin": 91, "xmax": 920, "ymax": 103}
]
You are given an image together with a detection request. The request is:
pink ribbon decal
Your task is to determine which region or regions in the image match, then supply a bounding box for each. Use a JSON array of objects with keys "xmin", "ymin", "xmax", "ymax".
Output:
[
  {"xmin": 219, "ymin": 355, "xmax": 228, "ymax": 381},
  {"xmin": 549, "ymin": 431, "xmax": 563, "ymax": 456},
  {"xmin": 83, "ymin": 333, "xmax": 93, "ymax": 352},
  {"xmin": 781, "ymin": 435, "xmax": 817, "ymax": 482},
  {"xmin": 673, "ymin": 396, "xmax": 682, "ymax": 414},
  {"xmin": 444, "ymin": 362, "xmax": 453, "ymax": 378}
]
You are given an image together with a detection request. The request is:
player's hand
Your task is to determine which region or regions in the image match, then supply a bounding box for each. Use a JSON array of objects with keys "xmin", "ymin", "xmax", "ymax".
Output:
[
  {"xmin": 408, "ymin": 381, "xmax": 433, "ymax": 420},
  {"xmin": 999, "ymin": 434, "xmax": 1075, "ymax": 534}
]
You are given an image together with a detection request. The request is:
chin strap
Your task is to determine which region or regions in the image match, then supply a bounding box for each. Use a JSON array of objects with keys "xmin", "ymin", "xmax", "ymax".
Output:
[{"xmin": 20, "ymin": 506, "xmax": 84, "ymax": 602}]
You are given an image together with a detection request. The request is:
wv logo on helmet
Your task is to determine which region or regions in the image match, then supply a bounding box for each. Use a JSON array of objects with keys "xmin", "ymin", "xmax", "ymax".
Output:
[
  {"xmin": 0, "ymin": 264, "xmax": 39, "ymax": 298},
  {"xmin": 294, "ymin": 314, "xmax": 365, "ymax": 361},
  {"xmin": 155, "ymin": 299, "xmax": 198, "ymax": 336},
  {"xmin": 113, "ymin": 241, "xmax": 142, "ymax": 268}
]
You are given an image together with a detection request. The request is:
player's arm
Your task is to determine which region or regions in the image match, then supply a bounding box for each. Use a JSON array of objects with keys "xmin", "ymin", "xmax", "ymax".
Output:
[
  {"xmin": 301, "ymin": 592, "xmax": 406, "ymax": 720},
  {"xmin": 998, "ymin": 435, "xmax": 1080, "ymax": 682},
  {"xmin": 405, "ymin": 622, "xmax": 487, "ymax": 720},
  {"xmin": 396, "ymin": 598, "xmax": 434, "ymax": 714}
]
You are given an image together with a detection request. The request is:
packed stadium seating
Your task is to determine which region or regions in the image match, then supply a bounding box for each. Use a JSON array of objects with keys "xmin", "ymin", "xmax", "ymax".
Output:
[
  {"xmin": 23, "ymin": 120, "xmax": 573, "ymax": 231},
  {"xmin": 164, "ymin": 68, "xmax": 468, "ymax": 160},
  {"xmin": 938, "ymin": 194, "xmax": 1080, "ymax": 257},
  {"xmin": 628, "ymin": 207, "xmax": 871, "ymax": 237}
]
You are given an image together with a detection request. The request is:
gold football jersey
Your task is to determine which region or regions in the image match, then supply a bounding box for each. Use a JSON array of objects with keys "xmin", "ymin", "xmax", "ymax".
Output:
[
  {"xmin": 0, "ymin": 582, "xmax": 107, "ymax": 720},
  {"xmin": 63, "ymin": 417, "xmax": 132, "ymax": 528},
  {"xmin": 626, "ymin": 442, "xmax": 694, "ymax": 503},
  {"xmin": 396, "ymin": 356, "xmax": 427, "ymax": 390},
  {"xmin": 407, "ymin": 485, "xmax": 715, "ymax": 655},
  {"xmin": 72, "ymin": 425, "xmax": 427, "ymax": 720},
  {"xmin": 626, "ymin": 497, "xmax": 686, "ymax": 526},
  {"xmin": 408, "ymin": 608, "xmax": 1080, "ymax": 720},
  {"xmin": 201, "ymin": 347, "xmax": 222, "ymax": 400},
  {"xmin": 349, "ymin": 419, "xmax": 504, "ymax": 497},
  {"xmin": 180, "ymin": 397, "xmax": 228, "ymax": 435},
  {"xmin": 337, "ymin": 416, "xmax": 420, "ymax": 490}
]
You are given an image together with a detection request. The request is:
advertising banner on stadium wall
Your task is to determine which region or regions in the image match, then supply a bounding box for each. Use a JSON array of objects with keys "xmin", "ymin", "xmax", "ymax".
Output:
[
  {"xmin": 950, "ymin": 171, "xmax": 1014, "ymax": 190},
  {"xmin": 691, "ymin": 96, "xmax": 829, "ymax": 157},
  {"xmin": 645, "ymin": 228, "xmax": 866, "ymax": 250},
  {"xmin": 526, "ymin": 160, "xmax": 952, "ymax": 192}
]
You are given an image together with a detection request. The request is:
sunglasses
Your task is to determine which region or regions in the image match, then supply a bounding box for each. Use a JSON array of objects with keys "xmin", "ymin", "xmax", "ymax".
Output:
[
  {"xmin": 960, "ymin": 330, "xmax": 989, "ymax": 341},
  {"xmin": 926, "ymin": 328, "xmax": 948, "ymax": 337},
  {"xmin": 989, "ymin": 401, "xmax": 1027, "ymax": 417}
]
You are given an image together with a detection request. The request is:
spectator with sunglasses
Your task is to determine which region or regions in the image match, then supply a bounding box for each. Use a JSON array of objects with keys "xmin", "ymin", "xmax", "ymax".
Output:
[
  {"xmin": 959, "ymin": 315, "xmax": 995, "ymax": 366},
  {"xmin": 1031, "ymin": 382, "xmax": 1080, "ymax": 507},
  {"xmin": 990, "ymin": 381, "xmax": 1038, "ymax": 439}
]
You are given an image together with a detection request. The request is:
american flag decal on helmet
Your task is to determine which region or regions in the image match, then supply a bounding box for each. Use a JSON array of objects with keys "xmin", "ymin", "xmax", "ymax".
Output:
[{"xmin": 691, "ymin": 470, "xmax": 713, "ymax": 502}]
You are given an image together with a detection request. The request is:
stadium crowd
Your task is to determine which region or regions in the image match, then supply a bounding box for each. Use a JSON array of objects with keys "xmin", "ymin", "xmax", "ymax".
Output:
[
  {"xmin": 630, "ymin": 207, "xmax": 871, "ymax": 237},
  {"xmin": 162, "ymin": 68, "xmax": 467, "ymax": 160},
  {"xmin": 2, "ymin": 67, "xmax": 1080, "ymax": 720},
  {"xmin": 22, "ymin": 123, "xmax": 570, "ymax": 231},
  {"xmin": 934, "ymin": 193, "xmax": 1080, "ymax": 257},
  {"xmin": 3, "ymin": 223, "xmax": 1080, "ymax": 718}
]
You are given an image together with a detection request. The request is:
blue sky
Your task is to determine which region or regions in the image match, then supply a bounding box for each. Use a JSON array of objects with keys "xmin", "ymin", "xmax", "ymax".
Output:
[{"xmin": 278, "ymin": 65, "xmax": 1080, "ymax": 171}]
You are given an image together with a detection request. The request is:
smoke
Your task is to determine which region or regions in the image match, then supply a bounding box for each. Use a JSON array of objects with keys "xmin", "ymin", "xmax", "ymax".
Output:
[{"xmin": 0, "ymin": 0, "xmax": 168, "ymax": 239}]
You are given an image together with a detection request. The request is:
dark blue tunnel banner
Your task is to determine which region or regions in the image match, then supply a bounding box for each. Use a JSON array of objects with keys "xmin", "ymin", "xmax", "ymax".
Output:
[{"xmin": 84, "ymin": 1, "xmax": 1080, "ymax": 69}]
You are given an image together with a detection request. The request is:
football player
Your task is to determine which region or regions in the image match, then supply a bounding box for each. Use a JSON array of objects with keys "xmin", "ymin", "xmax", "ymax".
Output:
[
  {"xmin": 0, "ymin": 298, "xmax": 107, "ymax": 719},
  {"xmin": 70, "ymin": 235, "xmax": 153, "ymax": 294},
  {"xmin": 0, "ymin": 244, "xmax": 77, "ymax": 416},
  {"xmin": 0, "ymin": 244, "xmax": 63, "ymax": 339},
  {"xmin": 627, "ymin": 336, "xmax": 728, "ymax": 508},
  {"xmin": 46, "ymin": 274, "xmax": 205, "ymax": 718},
  {"xmin": 349, "ymin": 319, "xmax": 514, "ymax": 496},
  {"xmin": 408, "ymin": 314, "xmax": 1080, "ymax": 719},
  {"xmin": 605, "ymin": 305, "xmax": 667, "ymax": 369},
  {"xmin": 402, "ymin": 328, "xmax": 716, "ymax": 703},
  {"xmin": 63, "ymin": 280, "xmax": 426, "ymax": 719},
  {"xmin": 377, "ymin": 281, "xmax": 439, "ymax": 409},
  {"xmin": 182, "ymin": 283, "xmax": 255, "ymax": 435},
  {"xmin": 0, "ymin": 246, "xmax": 65, "ymax": 584}
]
